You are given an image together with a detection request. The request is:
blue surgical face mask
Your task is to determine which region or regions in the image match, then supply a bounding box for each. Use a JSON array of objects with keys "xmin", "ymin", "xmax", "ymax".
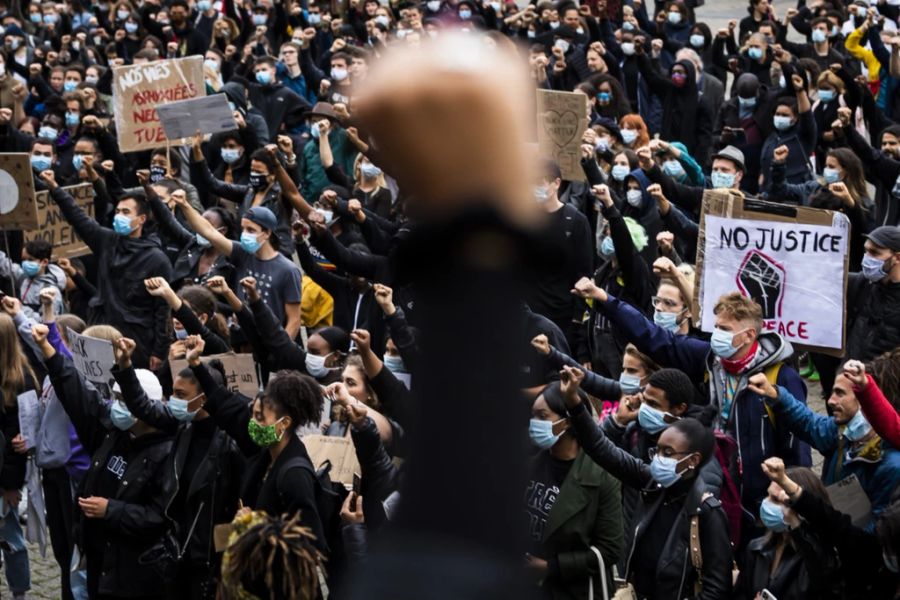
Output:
[
  {"xmin": 168, "ymin": 395, "xmax": 201, "ymax": 422},
  {"xmin": 30, "ymin": 154, "xmax": 52, "ymax": 172},
  {"xmin": 384, "ymin": 355, "xmax": 407, "ymax": 373},
  {"xmin": 174, "ymin": 327, "xmax": 188, "ymax": 340},
  {"xmin": 667, "ymin": 11, "xmax": 681, "ymax": 24},
  {"xmin": 862, "ymin": 254, "xmax": 889, "ymax": 282},
  {"xmin": 220, "ymin": 147, "xmax": 241, "ymax": 164},
  {"xmin": 626, "ymin": 189, "xmax": 643, "ymax": 207},
  {"xmin": 30, "ymin": 13, "xmax": 41, "ymax": 23},
  {"xmin": 600, "ymin": 236, "xmax": 615, "ymax": 257},
  {"xmin": 117, "ymin": 9, "xmax": 129, "ymax": 20},
  {"xmin": 360, "ymin": 162, "xmax": 382, "ymax": 178},
  {"xmin": 622, "ymin": 21, "xmax": 634, "ymax": 32},
  {"xmin": 690, "ymin": 34, "xmax": 705, "ymax": 48},
  {"xmin": 113, "ymin": 214, "xmax": 134, "ymax": 236},
  {"xmin": 197, "ymin": 0, "xmax": 212, "ymax": 11},
  {"xmin": 818, "ymin": 89, "xmax": 835, "ymax": 103},
  {"xmin": 240, "ymin": 231, "xmax": 262, "ymax": 254},
  {"xmin": 597, "ymin": 91, "xmax": 611, "ymax": 105},
  {"xmin": 811, "ymin": 28, "xmax": 827, "ymax": 43},
  {"xmin": 654, "ymin": 309, "xmax": 681, "ymax": 332},
  {"xmin": 43, "ymin": 13, "xmax": 57, "ymax": 23},
  {"xmin": 72, "ymin": 154, "xmax": 84, "ymax": 170},
  {"xmin": 620, "ymin": 129, "xmax": 638, "ymax": 145},
  {"xmin": 204, "ymin": 58, "xmax": 219, "ymax": 72},
  {"xmin": 773, "ymin": 115, "xmax": 793, "ymax": 131},
  {"xmin": 747, "ymin": 47, "xmax": 763, "ymax": 60},
  {"xmin": 844, "ymin": 408, "xmax": 872, "ymax": 441},
  {"xmin": 38, "ymin": 126, "xmax": 59, "ymax": 141},
  {"xmin": 458, "ymin": 9, "xmax": 472, "ymax": 19},
  {"xmin": 310, "ymin": 122, "xmax": 321, "ymax": 139},
  {"xmin": 649, "ymin": 453, "xmax": 688, "ymax": 487},
  {"xmin": 611, "ymin": 164, "xmax": 630, "ymax": 181},
  {"xmin": 710, "ymin": 327, "xmax": 739, "ymax": 358},
  {"xmin": 738, "ymin": 95, "xmax": 757, "ymax": 109},
  {"xmin": 124, "ymin": 21, "xmax": 139, "ymax": 33},
  {"xmin": 823, "ymin": 167, "xmax": 841, "ymax": 184},
  {"xmin": 662, "ymin": 159, "xmax": 684, "ymax": 178},
  {"xmin": 618, "ymin": 372, "xmax": 641, "ymax": 394},
  {"xmin": 252, "ymin": 13, "xmax": 267, "ymax": 25},
  {"xmin": 759, "ymin": 498, "xmax": 789, "ymax": 531},
  {"xmin": 65, "ymin": 111, "xmax": 79, "ymax": 127},
  {"xmin": 710, "ymin": 170, "xmax": 736, "ymax": 189},
  {"xmin": 595, "ymin": 137, "xmax": 609, "ymax": 152},
  {"xmin": 529, "ymin": 418, "xmax": 564, "ymax": 450},
  {"xmin": 255, "ymin": 70, "xmax": 272, "ymax": 85},
  {"xmin": 64, "ymin": 81, "xmax": 78, "ymax": 93},
  {"xmin": 305, "ymin": 352, "xmax": 333, "ymax": 378},
  {"xmin": 110, "ymin": 401, "xmax": 137, "ymax": 430},
  {"xmin": 21, "ymin": 260, "xmax": 40, "ymax": 277},
  {"xmin": 196, "ymin": 232, "xmax": 210, "ymax": 247},
  {"xmin": 638, "ymin": 403, "xmax": 669, "ymax": 434},
  {"xmin": 534, "ymin": 185, "xmax": 549, "ymax": 203}
]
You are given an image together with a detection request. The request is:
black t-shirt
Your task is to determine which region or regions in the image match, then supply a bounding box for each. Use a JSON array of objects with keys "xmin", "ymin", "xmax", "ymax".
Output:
[{"xmin": 524, "ymin": 451, "xmax": 575, "ymax": 556}]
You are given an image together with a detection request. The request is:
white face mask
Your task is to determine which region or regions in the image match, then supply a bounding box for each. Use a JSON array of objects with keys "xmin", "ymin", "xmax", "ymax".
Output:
[{"xmin": 305, "ymin": 352, "xmax": 333, "ymax": 378}]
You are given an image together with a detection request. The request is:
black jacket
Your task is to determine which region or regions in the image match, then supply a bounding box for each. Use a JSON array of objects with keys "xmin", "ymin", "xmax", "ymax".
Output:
[
  {"xmin": 49, "ymin": 187, "xmax": 172, "ymax": 366},
  {"xmin": 45, "ymin": 352, "xmax": 174, "ymax": 597},
  {"xmin": 846, "ymin": 273, "xmax": 900, "ymax": 362},
  {"xmin": 568, "ymin": 401, "xmax": 733, "ymax": 599},
  {"xmin": 247, "ymin": 82, "xmax": 311, "ymax": 143},
  {"xmin": 112, "ymin": 364, "xmax": 244, "ymax": 566},
  {"xmin": 189, "ymin": 363, "xmax": 327, "ymax": 551},
  {"xmin": 736, "ymin": 527, "xmax": 841, "ymax": 600}
]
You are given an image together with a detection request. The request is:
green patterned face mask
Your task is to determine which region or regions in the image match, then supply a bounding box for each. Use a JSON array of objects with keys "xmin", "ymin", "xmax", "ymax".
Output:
[{"xmin": 247, "ymin": 417, "xmax": 285, "ymax": 447}]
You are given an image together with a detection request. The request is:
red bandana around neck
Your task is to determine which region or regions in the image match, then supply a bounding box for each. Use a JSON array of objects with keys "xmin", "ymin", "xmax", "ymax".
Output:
[{"xmin": 720, "ymin": 340, "xmax": 759, "ymax": 375}]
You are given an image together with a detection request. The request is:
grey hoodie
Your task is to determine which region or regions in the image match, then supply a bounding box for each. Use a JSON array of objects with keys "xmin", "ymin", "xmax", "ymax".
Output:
[{"xmin": 0, "ymin": 252, "xmax": 65, "ymax": 315}]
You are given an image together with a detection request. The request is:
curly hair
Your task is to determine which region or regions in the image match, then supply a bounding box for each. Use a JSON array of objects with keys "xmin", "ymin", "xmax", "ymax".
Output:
[{"xmin": 262, "ymin": 370, "xmax": 323, "ymax": 427}]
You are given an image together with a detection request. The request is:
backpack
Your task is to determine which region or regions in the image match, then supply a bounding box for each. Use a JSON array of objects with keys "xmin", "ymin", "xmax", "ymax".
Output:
[{"xmin": 277, "ymin": 456, "xmax": 348, "ymax": 558}]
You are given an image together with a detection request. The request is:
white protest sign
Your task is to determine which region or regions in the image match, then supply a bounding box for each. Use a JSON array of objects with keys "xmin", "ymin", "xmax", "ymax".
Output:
[
  {"xmin": 699, "ymin": 213, "xmax": 849, "ymax": 350},
  {"xmin": 16, "ymin": 390, "xmax": 40, "ymax": 451},
  {"xmin": 68, "ymin": 330, "xmax": 116, "ymax": 398},
  {"xmin": 156, "ymin": 94, "xmax": 237, "ymax": 141}
]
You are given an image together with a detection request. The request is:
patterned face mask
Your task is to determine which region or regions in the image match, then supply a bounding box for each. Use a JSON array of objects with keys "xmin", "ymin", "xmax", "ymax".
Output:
[{"xmin": 247, "ymin": 417, "xmax": 285, "ymax": 447}]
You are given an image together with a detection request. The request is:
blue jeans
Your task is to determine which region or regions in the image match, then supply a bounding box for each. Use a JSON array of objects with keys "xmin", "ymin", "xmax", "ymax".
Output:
[{"xmin": 0, "ymin": 507, "xmax": 31, "ymax": 594}]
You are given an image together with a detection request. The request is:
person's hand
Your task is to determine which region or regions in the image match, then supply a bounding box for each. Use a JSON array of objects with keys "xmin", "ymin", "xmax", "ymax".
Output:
[
  {"xmin": 31, "ymin": 323, "xmax": 49, "ymax": 345},
  {"xmin": 373, "ymin": 283, "xmax": 395, "ymax": 316},
  {"xmin": 169, "ymin": 189, "xmax": 188, "ymax": 207},
  {"xmin": 78, "ymin": 496, "xmax": 109, "ymax": 518},
  {"xmin": 11, "ymin": 434, "xmax": 27, "ymax": 454},
  {"xmin": 829, "ymin": 182, "xmax": 854, "ymax": 206},
  {"xmin": 184, "ymin": 334, "xmax": 206, "ymax": 366},
  {"xmin": 647, "ymin": 183, "xmax": 669, "ymax": 212},
  {"xmin": 319, "ymin": 190, "xmax": 338, "ymax": 209},
  {"xmin": 591, "ymin": 184, "xmax": 613, "ymax": 208},
  {"xmin": 340, "ymin": 492, "xmax": 365, "ymax": 525},
  {"xmin": 530, "ymin": 334, "xmax": 550, "ymax": 356},
  {"xmin": 347, "ymin": 403, "xmax": 368, "ymax": 428},
  {"xmin": 785, "ymin": 7, "xmax": 798, "ymax": 20},
  {"xmin": 276, "ymin": 134, "xmax": 293, "ymax": 156},
  {"xmin": 524, "ymin": 554, "xmax": 549, "ymax": 580},
  {"xmin": 0, "ymin": 108, "xmax": 11, "ymax": 127},
  {"xmin": 637, "ymin": 145, "xmax": 654, "ymax": 171},
  {"xmin": 333, "ymin": 103, "xmax": 350, "ymax": 121},
  {"xmin": 144, "ymin": 277, "xmax": 172, "ymax": 298},
  {"xmin": 830, "ymin": 118, "xmax": 844, "ymax": 134},
  {"xmin": 239, "ymin": 276, "xmax": 260, "ymax": 303},
  {"xmin": 11, "ymin": 83, "xmax": 26, "ymax": 103},
  {"xmin": 350, "ymin": 329, "xmax": 372, "ymax": 354},
  {"xmin": 291, "ymin": 219, "xmax": 309, "ymax": 242},
  {"xmin": 652, "ymin": 256, "xmax": 677, "ymax": 277},
  {"xmin": 791, "ymin": 74, "xmax": 805, "ymax": 92},
  {"xmin": 113, "ymin": 337, "xmax": 136, "ymax": 368},
  {"xmin": 150, "ymin": 356, "xmax": 164, "ymax": 371},
  {"xmin": 205, "ymin": 276, "xmax": 231, "ymax": 296},
  {"xmin": 656, "ymin": 231, "xmax": 675, "ymax": 254},
  {"xmin": 2, "ymin": 489, "xmax": 21, "ymax": 509},
  {"xmin": 325, "ymin": 381, "xmax": 354, "ymax": 407},
  {"xmin": 843, "ymin": 359, "xmax": 868, "ymax": 390},
  {"xmin": 650, "ymin": 38, "xmax": 663, "ymax": 55},
  {"xmin": 56, "ymin": 257, "xmax": 76, "ymax": 277},
  {"xmin": 773, "ymin": 144, "xmax": 789, "ymax": 164},
  {"xmin": 135, "ymin": 169, "xmax": 150, "ymax": 187},
  {"xmin": 747, "ymin": 372, "xmax": 778, "ymax": 399},
  {"xmin": 347, "ymin": 199, "xmax": 366, "ymax": 223},
  {"xmin": 100, "ymin": 159, "xmax": 115, "ymax": 172},
  {"xmin": 39, "ymin": 287, "xmax": 57, "ymax": 307},
  {"xmin": 761, "ymin": 456, "xmax": 788, "ymax": 485},
  {"xmin": 633, "ymin": 35, "xmax": 646, "ymax": 55},
  {"xmin": 39, "ymin": 170, "xmax": 58, "ymax": 190},
  {"xmin": 837, "ymin": 106, "xmax": 852, "ymax": 127},
  {"xmin": 1, "ymin": 296, "xmax": 21, "ymax": 316},
  {"xmin": 319, "ymin": 79, "xmax": 331, "ymax": 96},
  {"xmin": 168, "ymin": 339, "xmax": 187, "ymax": 360},
  {"xmin": 581, "ymin": 143, "xmax": 595, "ymax": 160},
  {"xmin": 571, "ymin": 276, "xmax": 607, "ymax": 302},
  {"xmin": 115, "ymin": 28, "xmax": 126, "ymax": 42},
  {"xmin": 306, "ymin": 209, "xmax": 326, "ymax": 227},
  {"xmin": 264, "ymin": 143, "xmax": 279, "ymax": 160},
  {"xmin": 615, "ymin": 394, "xmax": 641, "ymax": 425},
  {"xmin": 559, "ymin": 365, "xmax": 585, "ymax": 407},
  {"xmin": 81, "ymin": 115, "xmax": 103, "ymax": 133},
  {"xmin": 717, "ymin": 27, "xmax": 730, "ymax": 39}
]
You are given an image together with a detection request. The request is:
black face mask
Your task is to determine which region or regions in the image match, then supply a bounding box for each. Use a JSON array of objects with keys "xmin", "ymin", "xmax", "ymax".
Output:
[
  {"xmin": 249, "ymin": 171, "xmax": 267, "ymax": 190},
  {"xmin": 149, "ymin": 165, "xmax": 166, "ymax": 182}
]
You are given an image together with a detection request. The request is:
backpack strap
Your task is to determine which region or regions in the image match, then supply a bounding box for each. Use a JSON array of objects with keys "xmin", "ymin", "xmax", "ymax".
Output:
[
  {"xmin": 762, "ymin": 363, "xmax": 783, "ymax": 428},
  {"xmin": 690, "ymin": 492, "xmax": 715, "ymax": 595},
  {"xmin": 276, "ymin": 456, "xmax": 317, "ymax": 501}
]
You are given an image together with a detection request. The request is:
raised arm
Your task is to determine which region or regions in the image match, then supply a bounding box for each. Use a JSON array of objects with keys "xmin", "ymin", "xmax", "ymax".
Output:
[
  {"xmin": 40, "ymin": 171, "xmax": 116, "ymax": 253},
  {"xmin": 169, "ymin": 181, "xmax": 234, "ymax": 257},
  {"xmin": 110, "ymin": 338, "xmax": 178, "ymax": 433},
  {"xmin": 532, "ymin": 334, "xmax": 622, "ymax": 399},
  {"xmin": 844, "ymin": 360, "xmax": 900, "ymax": 449},
  {"xmin": 140, "ymin": 172, "xmax": 194, "ymax": 247},
  {"xmin": 265, "ymin": 143, "xmax": 317, "ymax": 221}
]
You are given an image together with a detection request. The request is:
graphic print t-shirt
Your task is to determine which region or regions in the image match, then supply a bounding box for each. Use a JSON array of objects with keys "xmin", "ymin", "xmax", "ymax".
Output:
[{"xmin": 524, "ymin": 451, "xmax": 575, "ymax": 555}]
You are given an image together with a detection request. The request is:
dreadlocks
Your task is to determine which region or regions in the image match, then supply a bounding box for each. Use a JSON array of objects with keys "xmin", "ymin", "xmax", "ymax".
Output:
[{"xmin": 220, "ymin": 512, "xmax": 325, "ymax": 600}]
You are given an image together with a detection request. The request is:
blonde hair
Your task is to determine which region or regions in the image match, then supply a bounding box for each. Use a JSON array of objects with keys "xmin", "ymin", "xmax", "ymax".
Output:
[
  {"xmin": 353, "ymin": 154, "xmax": 387, "ymax": 190},
  {"xmin": 714, "ymin": 292, "xmax": 763, "ymax": 331},
  {"xmin": 0, "ymin": 314, "xmax": 36, "ymax": 409},
  {"xmin": 82, "ymin": 324, "xmax": 123, "ymax": 342}
]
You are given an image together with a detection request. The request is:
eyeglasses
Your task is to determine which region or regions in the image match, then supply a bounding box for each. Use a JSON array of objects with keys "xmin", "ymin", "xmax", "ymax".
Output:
[
  {"xmin": 648, "ymin": 446, "xmax": 690, "ymax": 461},
  {"xmin": 651, "ymin": 296, "xmax": 682, "ymax": 310}
]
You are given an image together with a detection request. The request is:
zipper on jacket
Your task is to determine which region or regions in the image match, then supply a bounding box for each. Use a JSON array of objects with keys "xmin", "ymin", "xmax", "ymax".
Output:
[
  {"xmin": 623, "ymin": 522, "xmax": 641, "ymax": 581},
  {"xmin": 760, "ymin": 414, "xmax": 767, "ymax": 457}
]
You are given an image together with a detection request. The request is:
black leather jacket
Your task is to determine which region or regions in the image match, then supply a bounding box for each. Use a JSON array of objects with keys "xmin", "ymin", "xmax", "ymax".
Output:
[
  {"xmin": 111, "ymin": 365, "xmax": 245, "ymax": 567},
  {"xmin": 568, "ymin": 401, "xmax": 733, "ymax": 600}
]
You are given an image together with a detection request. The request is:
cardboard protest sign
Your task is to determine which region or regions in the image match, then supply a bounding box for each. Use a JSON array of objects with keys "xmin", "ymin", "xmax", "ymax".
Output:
[
  {"xmin": 113, "ymin": 56, "xmax": 205, "ymax": 153},
  {"xmin": 826, "ymin": 474, "xmax": 872, "ymax": 528},
  {"xmin": 68, "ymin": 330, "xmax": 116, "ymax": 398},
  {"xmin": 536, "ymin": 89, "xmax": 588, "ymax": 182},
  {"xmin": 695, "ymin": 190, "xmax": 849, "ymax": 355},
  {"xmin": 302, "ymin": 434, "xmax": 360, "ymax": 488},
  {"xmin": 156, "ymin": 94, "xmax": 236, "ymax": 141},
  {"xmin": 170, "ymin": 352, "xmax": 259, "ymax": 398},
  {"xmin": 0, "ymin": 154, "xmax": 37, "ymax": 230},
  {"xmin": 23, "ymin": 183, "xmax": 94, "ymax": 259}
]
